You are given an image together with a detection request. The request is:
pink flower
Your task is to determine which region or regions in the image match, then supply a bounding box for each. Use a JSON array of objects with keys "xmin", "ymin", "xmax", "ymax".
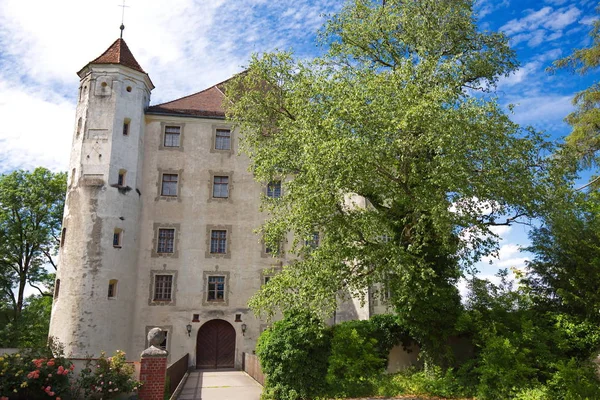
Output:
[
  {"xmin": 1, "ymin": 396, "xmax": 8, "ymax": 400},
  {"xmin": 48, "ymin": 374, "xmax": 52, "ymax": 377},
  {"xmin": 47, "ymin": 360, "xmax": 55, "ymax": 367}
]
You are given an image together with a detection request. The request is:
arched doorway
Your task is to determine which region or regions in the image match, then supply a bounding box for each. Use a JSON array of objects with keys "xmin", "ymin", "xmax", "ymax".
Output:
[{"xmin": 196, "ymin": 319, "xmax": 236, "ymax": 369}]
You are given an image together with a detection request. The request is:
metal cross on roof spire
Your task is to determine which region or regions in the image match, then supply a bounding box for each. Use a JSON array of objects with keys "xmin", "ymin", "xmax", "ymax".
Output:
[{"xmin": 118, "ymin": 0, "xmax": 129, "ymax": 38}]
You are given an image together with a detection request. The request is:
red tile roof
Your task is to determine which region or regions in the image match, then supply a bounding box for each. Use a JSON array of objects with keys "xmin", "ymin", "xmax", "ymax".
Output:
[
  {"xmin": 84, "ymin": 38, "xmax": 146, "ymax": 74},
  {"xmin": 147, "ymin": 85, "xmax": 226, "ymax": 118},
  {"xmin": 146, "ymin": 73, "xmax": 247, "ymax": 118}
]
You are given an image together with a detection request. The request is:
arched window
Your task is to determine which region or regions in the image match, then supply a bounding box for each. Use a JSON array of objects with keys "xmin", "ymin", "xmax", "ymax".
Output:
[
  {"xmin": 54, "ymin": 279, "xmax": 60, "ymax": 299},
  {"xmin": 60, "ymin": 228, "xmax": 66, "ymax": 247},
  {"xmin": 113, "ymin": 228, "xmax": 123, "ymax": 248}
]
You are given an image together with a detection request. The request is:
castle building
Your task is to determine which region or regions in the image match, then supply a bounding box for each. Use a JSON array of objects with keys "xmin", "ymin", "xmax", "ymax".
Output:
[{"xmin": 48, "ymin": 38, "xmax": 381, "ymax": 369}]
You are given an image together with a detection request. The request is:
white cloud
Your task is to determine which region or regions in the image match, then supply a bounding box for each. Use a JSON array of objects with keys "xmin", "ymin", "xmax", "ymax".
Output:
[
  {"xmin": 501, "ymin": 5, "xmax": 581, "ymax": 48},
  {"xmin": 499, "ymin": 61, "xmax": 541, "ymax": 87},
  {"xmin": 0, "ymin": 0, "xmax": 340, "ymax": 172},
  {"xmin": 543, "ymin": 7, "xmax": 582, "ymax": 30},
  {"xmin": 507, "ymin": 94, "xmax": 574, "ymax": 131},
  {"xmin": 0, "ymin": 80, "xmax": 74, "ymax": 172}
]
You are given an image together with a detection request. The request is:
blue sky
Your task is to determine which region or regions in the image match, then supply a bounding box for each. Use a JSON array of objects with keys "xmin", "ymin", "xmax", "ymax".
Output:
[{"xmin": 0, "ymin": 0, "xmax": 597, "ymax": 290}]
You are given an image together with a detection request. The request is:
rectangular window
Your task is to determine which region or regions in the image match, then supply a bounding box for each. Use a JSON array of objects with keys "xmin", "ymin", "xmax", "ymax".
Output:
[
  {"xmin": 161, "ymin": 174, "xmax": 178, "ymax": 196},
  {"xmin": 267, "ymin": 181, "xmax": 282, "ymax": 198},
  {"xmin": 263, "ymin": 276, "xmax": 271, "ymax": 285},
  {"xmin": 210, "ymin": 230, "xmax": 227, "ymax": 254},
  {"xmin": 108, "ymin": 280, "xmax": 117, "ymax": 298},
  {"xmin": 123, "ymin": 120, "xmax": 130, "ymax": 136},
  {"xmin": 212, "ymin": 176, "xmax": 229, "ymax": 198},
  {"xmin": 164, "ymin": 126, "xmax": 181, "ymax": 147},
  {"xmin": 113, "ymin": 230, "xmax": 122, "ymax": 247},
  {"xmin": 154, "ymin": 275, "xmax": 173, "ymax": 301},
  {"xmin": 117, "ymin": 172, "xmax": 125, "ymax": 186},
  {"xmin": 157, "ymin": 228, "xmax": 175, "ymax": 254},
  {"xmin": 160, "ymin": 331, "xmax": 168, "ymax": 350},
  {"xmin": 207, "ymin": 276, "xmax": 225, "ymax": 301},
  {"xmin": 215, "ymin": 129, "xmax": 231, "ymax": 150}
]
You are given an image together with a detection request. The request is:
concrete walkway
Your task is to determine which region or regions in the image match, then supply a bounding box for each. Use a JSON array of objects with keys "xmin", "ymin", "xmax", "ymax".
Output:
[{"xmin": 177, "ymin": 370, "xmax": 263, "ymax": 400}]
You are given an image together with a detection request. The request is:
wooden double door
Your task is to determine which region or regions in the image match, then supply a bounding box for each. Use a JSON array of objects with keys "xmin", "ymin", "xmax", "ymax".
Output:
[{"xmin": 196, "ymin": 319, "xmax": 236, "ymax": 369}]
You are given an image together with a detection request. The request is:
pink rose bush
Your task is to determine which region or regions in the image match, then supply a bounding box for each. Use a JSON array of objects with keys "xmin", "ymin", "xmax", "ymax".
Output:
[
  {"xmin": 0, "ymin": 352, "xmax": 72, "ymax": 399},
  {"xmin": 77, "ymin": 350, "xmax": 142, "ymax": 399}
]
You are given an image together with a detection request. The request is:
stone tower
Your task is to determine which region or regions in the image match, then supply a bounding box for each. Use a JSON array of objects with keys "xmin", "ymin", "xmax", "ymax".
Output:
[{"xmin": 49, "ymin": 39, "xmax": 153, "ymax": 357}]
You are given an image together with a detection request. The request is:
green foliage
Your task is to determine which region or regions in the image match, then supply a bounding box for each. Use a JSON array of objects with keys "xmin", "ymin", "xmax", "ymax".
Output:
[
  {"xmin": 475, "ymin": 335, "xmax": 538, "ymax": 400},
  {"xmin": 376, "ymin": 367, "xmax": 468, "ymax": 399},
  {"xmin": 227, "ymin": 0, "xmax": 552, "ymax": 362},
  {"xmin": 326, "ymin": 323, "xmax": 385, "ymax": 397},
  {"xmin": 546, "ymin": 359, "xmax": 600, "ymax": 400},
  {"xmin": 526, "ymin": 191, "xmax": 600, "ymax": 325},
  {"xmin": 0, "ymin": 295, "xmax": 53, "ymax": 349},
  {"xmin": 550, "ymin": 11, "xmax": 600, "ymax": 172},
  {"xmin": 258, "ymin": 310, "xmax": 330, "ymax": 400},
  {"xmin": 0, "ymin": 339, "xmax": 74, "ymax": 400},
  {"xmin": 0, "ymin": 167, "xmax": 66, "ymax": 347}
]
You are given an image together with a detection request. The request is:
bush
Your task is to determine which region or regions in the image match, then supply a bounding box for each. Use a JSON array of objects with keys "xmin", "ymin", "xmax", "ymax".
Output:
[
  {"xmin": 257, "ymin": 310, "xmax": 330, "ymax": 400},
  {"xmin": 546, "ymin": 358, "xmax": 600, "ymax": 400},
  {"xmin": 0, "ymin": 345, "xmax": 74, "ymax": 400},
  {"xmin": 326, "ymin": 323, "xmax": 385, "ymax": 397},
  {"xmin": 76, "ymin": 350, "xmax": 142, "ymax": 399},
  {"xmin": 381, "ymin": 366, "xmax": 468, "ymax": 399}
]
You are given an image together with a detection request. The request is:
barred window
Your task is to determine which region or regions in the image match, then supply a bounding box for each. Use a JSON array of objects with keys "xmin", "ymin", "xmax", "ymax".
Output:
[
  {"xmin": 215, "ymin": 129, "xmax": 231, "ymax": 150},
  {"xmin": 212, "ymin": 176, "xmax": 229, "ymax": 198},
  {"xmin": 161, "ymin": 174, "xmax": 178, "ymax": 196},
  {"xmin": 154, "ymin": 275, "xmax": 173, "ymax": 301},
  {"xmin": 157, "ymin": 228, "xmax": 175, "ymax": 253},
  {"xmin": 164, "ymin": 126, "xmax": 180, "ymax": 147},
  {"xmin": 207, "ymin": 276, "xmax": 225, "ymax": 301},
  {"xmin": 210, "ymin": 230, "xmax": 227, "ymax": 254},
  {"xmin": 267, "ymin": 181, "xmax": 282, "ymax": 198}
]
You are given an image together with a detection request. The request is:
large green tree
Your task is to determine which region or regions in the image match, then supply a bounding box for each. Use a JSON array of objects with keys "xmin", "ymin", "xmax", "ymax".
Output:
[
  {"xmin": 225, "ymin": 0, "xmax": 551, "ymax": 354},
  {"xmin": 0, "ymin": 167, "xmax": 66, "ymax": 344}
]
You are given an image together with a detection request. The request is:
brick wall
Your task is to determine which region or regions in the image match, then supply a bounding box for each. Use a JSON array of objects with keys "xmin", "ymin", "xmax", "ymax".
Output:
[{"xmin": 138, "ymin": 356, "xmax": 167, "ymax": 400}]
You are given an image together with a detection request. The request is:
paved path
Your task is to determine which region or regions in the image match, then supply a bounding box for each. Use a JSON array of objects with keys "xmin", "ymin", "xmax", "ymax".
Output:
[{"xmin": 177, "ymin": 370, "xmax": 263, "ymax": 400}]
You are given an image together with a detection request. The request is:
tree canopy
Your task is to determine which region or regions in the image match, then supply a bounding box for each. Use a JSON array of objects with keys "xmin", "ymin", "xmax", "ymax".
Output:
[
  {"xmin": 0, "ymin": 167, "xmax": 66, "ymax": 346},
  {"xmin": 225, "ymin": 0, "xmax": 553, "ymax": 352}
]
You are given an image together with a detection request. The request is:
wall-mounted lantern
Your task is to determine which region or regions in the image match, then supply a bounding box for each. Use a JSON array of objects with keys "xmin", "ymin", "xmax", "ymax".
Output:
[
  {"xmin": 186, "ymin": 323, "xmax": 192, "ymax": 337},
  {"xmin": 241, "ymin": 323, "xmax": 247, "ymax": 336}
]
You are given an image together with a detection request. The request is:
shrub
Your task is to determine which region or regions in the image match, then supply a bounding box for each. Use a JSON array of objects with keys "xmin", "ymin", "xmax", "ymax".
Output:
[
  {"xmin": 382, "ymin": 366, "xmax": 468, "ymax": 399},
  {"xmin": 546, "ymin": 358, "xmax": 600, "ymax": 400},
  {"xmin": 257, "ymin": 310, "xmax": 330, "ymax": 400},
  {"xmin": 76, "ymin": 350, "xmax": 142, "ymax": 399},
  {"xmin": 0, "ymin": 351, "xmax": 74, "ymax": 400},
  {"xmin": 326, "ymin": 323, "xmax": 385, "ymax": 397}
]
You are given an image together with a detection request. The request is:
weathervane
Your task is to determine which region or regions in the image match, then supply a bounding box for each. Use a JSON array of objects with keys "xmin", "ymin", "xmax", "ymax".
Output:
[{"xmin": 118, "ymin": 0, "xmax": 129, "ymax": 38}]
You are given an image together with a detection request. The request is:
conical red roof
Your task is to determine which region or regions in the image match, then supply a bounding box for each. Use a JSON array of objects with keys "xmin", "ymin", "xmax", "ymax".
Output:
[{"xmin": 84, "ymin": 38, "xmax": 146, "ymax": 74}]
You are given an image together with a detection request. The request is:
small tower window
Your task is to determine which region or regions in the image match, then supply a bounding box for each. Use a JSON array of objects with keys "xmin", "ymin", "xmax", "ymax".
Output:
[
  {"xmin": 123, "ymin": 119, "xmax": 130, "ymax": 136},
  {"xmin": 126, "ymin": 86, "xmax": 132, "ymax": 92},
  {"xmin": 108, "ymin": 279, "xmax": 118, "ymax": 298},
  {"xmin": 60, "ymin": 228, "xmax": 66, "ymax": 247},
  {"xmin": 117, "ymin": 170, "xmax": 126, "ymax": 186},
  {"xmin": 54, "ymin": 279, "xmax": 60, "ymax": 299},
  {"xmin": 113, "ymin": 228, "xmax": 123, "ymax": 248},
  {"xmin": 76, "ymin": 117, "xmax": 82, "ymax": 137}
]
